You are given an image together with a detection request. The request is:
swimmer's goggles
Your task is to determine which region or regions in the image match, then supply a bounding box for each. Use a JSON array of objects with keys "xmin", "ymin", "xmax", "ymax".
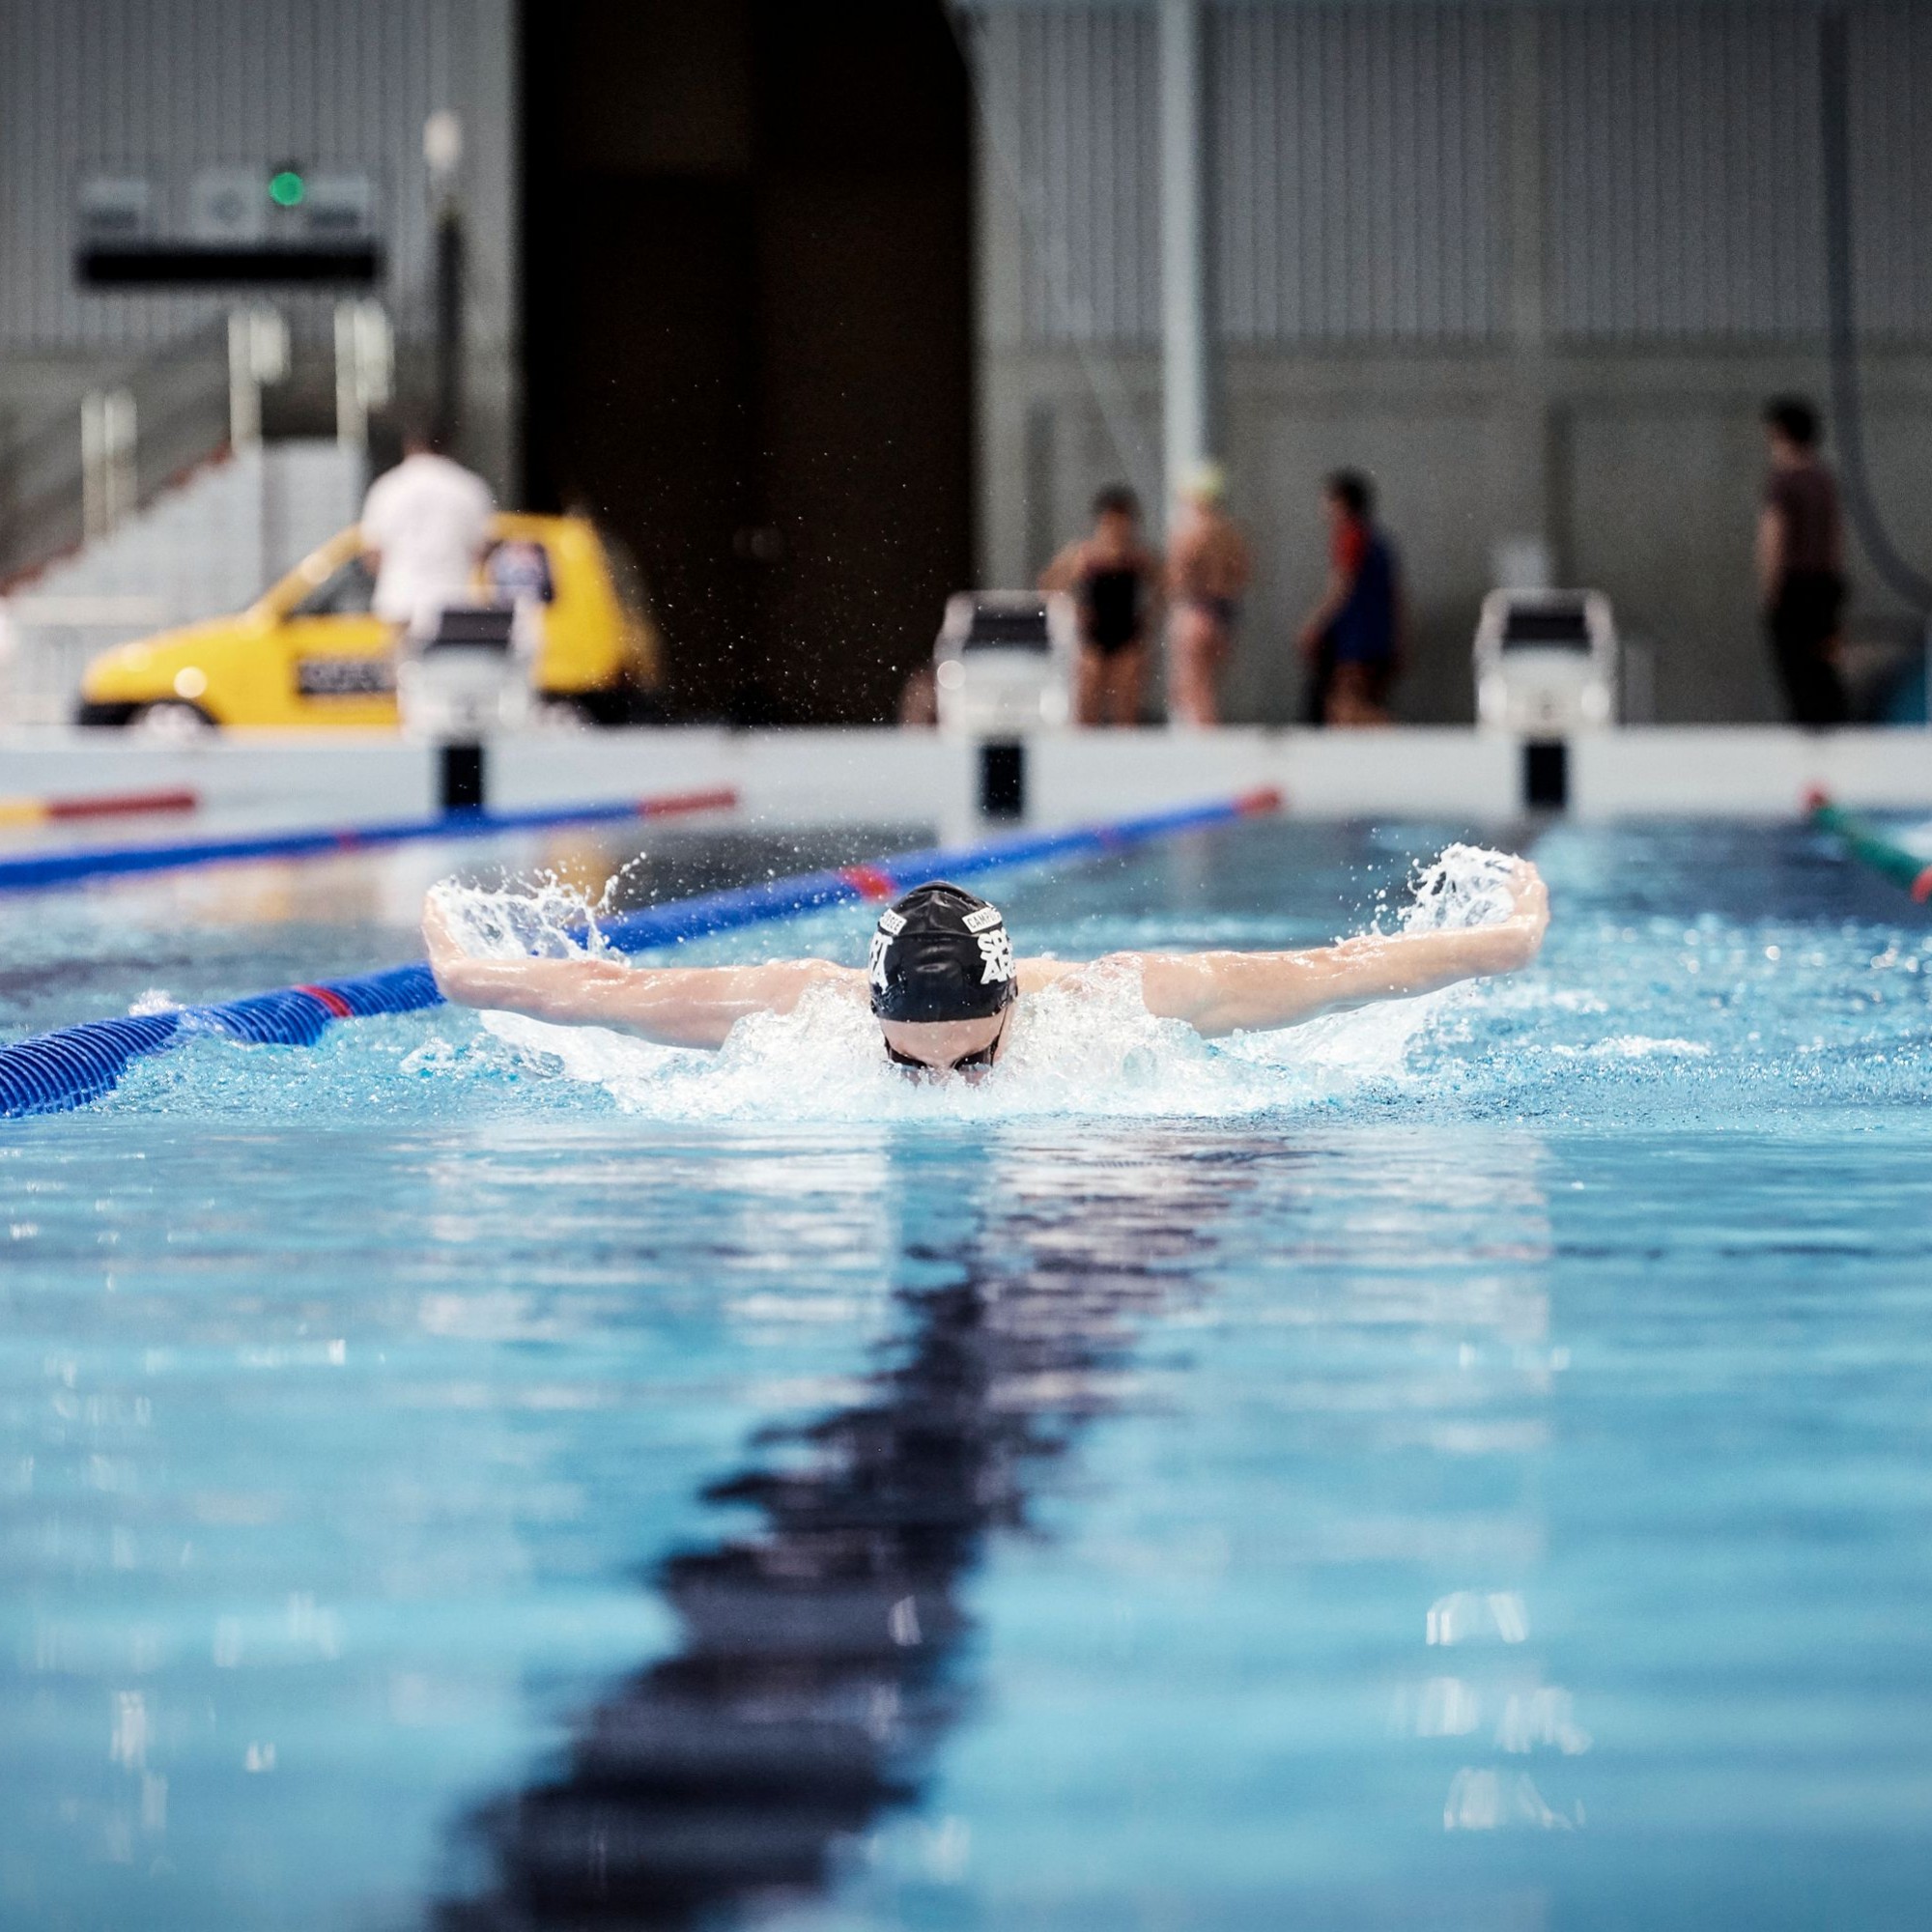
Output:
[{"xmin": 883, "ymin": 1010, "xmax": 1010, "ymax": 1080}]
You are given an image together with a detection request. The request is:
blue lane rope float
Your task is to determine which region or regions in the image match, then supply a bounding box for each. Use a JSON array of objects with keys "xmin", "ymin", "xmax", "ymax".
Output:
[
  {"xmin": 0, "ymin": 786, "xmax": 1284, "ymax": 1120},
  {"xmin": 0, "ymin": 787, "xmax": 739, "ymax": 894}
]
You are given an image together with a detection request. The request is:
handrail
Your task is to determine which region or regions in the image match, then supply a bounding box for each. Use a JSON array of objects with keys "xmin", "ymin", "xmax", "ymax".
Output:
[{"xmin": 0, "ymin": 317, "xmax": 232, "ymax": 586}]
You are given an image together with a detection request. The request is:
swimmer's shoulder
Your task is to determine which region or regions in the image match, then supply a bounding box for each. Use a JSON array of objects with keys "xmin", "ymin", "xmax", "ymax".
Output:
[
  {"xmin": 781, "ymin": 959, "xmax": 867, "ymax": 998},
  {"xmin": 1018, "ymin": 957, "xmax": 1066, "ymax": 994},
  {"xmin": 1016, "ymin": 953, "xmax": 1146, "ymax": 996}
]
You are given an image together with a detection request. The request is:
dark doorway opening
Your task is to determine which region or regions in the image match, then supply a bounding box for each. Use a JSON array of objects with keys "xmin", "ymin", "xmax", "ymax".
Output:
[{"xmin": 521, "ymin": 0, "xmax": 974, "ymax": 724}]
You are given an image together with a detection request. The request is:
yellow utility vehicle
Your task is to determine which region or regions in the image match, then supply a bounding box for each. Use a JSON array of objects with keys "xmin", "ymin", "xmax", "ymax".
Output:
[{"xmin": 76, "ymin": 514, "xmax": 662, "ymax": 732}]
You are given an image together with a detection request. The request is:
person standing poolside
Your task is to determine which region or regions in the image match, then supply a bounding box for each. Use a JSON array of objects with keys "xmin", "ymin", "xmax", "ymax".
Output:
[
  {"xmin": 1758, "ymin": 397, "xmax": 1848, "ymax": 728},
  {"xmin": 359, "ymin": 423, "xmax": 496, "ymax": 638},
  {"xmin": 1296, "ymin": 470, "xmax": 1402, "ymax": 727},
  {"xmin": 1165, "ymin": 464, "xmax": 1253, "ymax": 726},
  {"xmin": 422, "ymin": 862, "xmax": 1548, "ymax": 1081},
  {"xmin": 1039, "ymin": 486, "xmax": 1163, "ymax": 726}
]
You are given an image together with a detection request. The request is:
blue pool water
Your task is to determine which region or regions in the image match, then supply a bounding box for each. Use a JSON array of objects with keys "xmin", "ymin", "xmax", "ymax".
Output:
[{"xmin": 4, "ymin": 815, "xmax": 1932, "ymax": 1928}]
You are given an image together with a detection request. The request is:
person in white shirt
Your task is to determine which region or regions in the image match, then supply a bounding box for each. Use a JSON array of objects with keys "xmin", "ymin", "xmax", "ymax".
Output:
[{"xmin": 358, "ymin": 428, "xmax": 495, "ymax": 636}]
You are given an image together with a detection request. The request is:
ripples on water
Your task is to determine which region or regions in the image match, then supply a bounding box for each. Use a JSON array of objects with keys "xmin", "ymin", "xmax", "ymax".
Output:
[{"xmin": 3, "ymin": 821, "xmax": 1932, "ymax": 1928}]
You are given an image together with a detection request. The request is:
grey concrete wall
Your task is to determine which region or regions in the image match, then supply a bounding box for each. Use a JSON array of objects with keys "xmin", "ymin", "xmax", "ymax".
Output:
[
  {"xmin": 980, "ymin": 340, "xmax": 1932, "ymax": 726},
  {"xmin": 967, "ymin": 0, "xmax": 1932, "ymax": 725}
]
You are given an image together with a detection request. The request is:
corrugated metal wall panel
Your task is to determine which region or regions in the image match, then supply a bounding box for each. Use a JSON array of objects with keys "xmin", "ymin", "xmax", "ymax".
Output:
[
  {"xmin": 1544, "ymin": 4, "xmax": 1828, "ymax": 340},
  {"xmin": 1214, "ymin": 4, "xmax": 1508, "ymax": 343},
  {"xmin": 982, "ymin": 5, "xmax": 1161, "ymax": 345},
  {"xmin": 985, "ymin": 1, "xmax": 1507, "ymax": 349},
  {"xmin": 0, "ymin": 0, "xmax": 484, "ymax": 354},
  {"xmin": 1849, "ymin": 3, "xmax": 1932, "ymax": 341},
  {"xmin": 978, "ymin": 0, "xmax": 1932, "ymax": 352}
]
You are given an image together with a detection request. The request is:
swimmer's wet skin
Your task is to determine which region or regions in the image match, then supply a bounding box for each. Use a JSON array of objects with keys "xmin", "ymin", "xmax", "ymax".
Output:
[{"xmin": 420, "ymin": 858, "xmax": 1548, "ymax": 1077}]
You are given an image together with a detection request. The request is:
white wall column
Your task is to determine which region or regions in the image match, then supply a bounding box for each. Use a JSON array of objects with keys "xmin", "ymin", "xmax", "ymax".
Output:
[{"xmin": 1159, "ymin": 0, "xmax": 1215, "ymax": 521}]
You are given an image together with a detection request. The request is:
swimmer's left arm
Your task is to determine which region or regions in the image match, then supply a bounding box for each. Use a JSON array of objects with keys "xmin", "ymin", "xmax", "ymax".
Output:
[
  {"xmin": 421, "ymin": 892, "xmax": 863, "ymax": 1046},
  {"xmin": 1126, "ymin": 859, "xmax": 1548, "ymax": 1038}
]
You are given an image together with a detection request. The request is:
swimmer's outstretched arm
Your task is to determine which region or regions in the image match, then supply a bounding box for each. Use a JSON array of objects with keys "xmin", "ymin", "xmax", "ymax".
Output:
[
  {"xmin": 422, "ymin": 893, "xmax": 864, "ymax": 1048},
  {"xmin": 1120, "ymin": 858, "xmax": 1548, "ymax": 1039}
]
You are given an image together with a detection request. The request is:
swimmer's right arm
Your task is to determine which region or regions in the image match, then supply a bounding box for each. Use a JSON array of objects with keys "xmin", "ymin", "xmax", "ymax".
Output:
[
  {"xmin": 1128, "ymin": 859, "xmax": 1548, "ymax": 1037},
  {"xmin": 422, "ymin": 892, "xmax": 864, "ymax": 1048}
]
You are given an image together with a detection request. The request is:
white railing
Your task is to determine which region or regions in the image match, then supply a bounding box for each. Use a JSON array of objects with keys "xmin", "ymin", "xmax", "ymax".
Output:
[
  {"xmin": 0, "ymin": 596, "xmax": 166, "ymax": 725},
  {"xmin": 78, "ymin": 389, "xmax": 137, "ymax": 541}
]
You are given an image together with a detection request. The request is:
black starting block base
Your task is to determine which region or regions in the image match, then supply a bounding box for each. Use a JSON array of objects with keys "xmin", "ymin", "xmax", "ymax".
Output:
[
  {"xmin": 440, "ymin": 742, "xmax": 486, "ymax": 814},
  {"xmin": 980, "ymin": 740, "xmax": 1025, "ymax": 819},
  {"xmin": 1523, "ymin": 739, "xmax": 1568, "ymax": 810}
]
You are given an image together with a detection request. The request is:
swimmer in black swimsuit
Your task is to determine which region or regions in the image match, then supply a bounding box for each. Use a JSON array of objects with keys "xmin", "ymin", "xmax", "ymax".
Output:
[{"xmin": 1040, "ymin": 485, "xmax": 1163, "ymax": 726}]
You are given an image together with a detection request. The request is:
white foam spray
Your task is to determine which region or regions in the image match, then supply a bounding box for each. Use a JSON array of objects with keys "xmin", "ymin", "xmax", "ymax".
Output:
[{"xmin": 427, "ymin": 843, "xmax": 1526, "ymax": 1122}]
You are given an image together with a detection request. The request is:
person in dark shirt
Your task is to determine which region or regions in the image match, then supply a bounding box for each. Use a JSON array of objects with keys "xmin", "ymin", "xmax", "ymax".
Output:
[
  {"xmin": 1296, "ymin": 470, "xmax": 1403, "ymax": 726},
  {"xmin": 1040, "ymin": 485, "xmax": 1163, "ymax": 726},
  {"xmin": 1758, "ymin": 397, "xmax": 1848, "ymax": 727}
]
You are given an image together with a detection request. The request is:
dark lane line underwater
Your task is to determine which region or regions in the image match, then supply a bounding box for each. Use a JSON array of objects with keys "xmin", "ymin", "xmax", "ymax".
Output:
[{"xmin": 437, "ymin": 1135, "xmax": 1250, "ymax": 1929}]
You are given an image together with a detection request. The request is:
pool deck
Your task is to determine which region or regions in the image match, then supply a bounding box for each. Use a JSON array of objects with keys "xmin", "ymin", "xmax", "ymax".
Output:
[{"xmin": 1, "ymin": 724, "xmax": 1929, "ymax": 839}]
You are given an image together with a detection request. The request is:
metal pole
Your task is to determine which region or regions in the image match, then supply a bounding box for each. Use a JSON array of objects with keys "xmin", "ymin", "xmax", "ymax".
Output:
[
  {"xmin": 433, "ymin": 207, "xmax": 463, "ymax": 451},
  {"xmin": 1159, "ymin": 0, "xmax": 1214, "ymax": 517},
  {"xmin": 105, "ymin": 389, "xmax": 136, "ymax": 529},
  {"xmin": 80, "ymin": 393, "xmax": 104, "ymax": 542},
  {"xmin": 227, "ymin": 310, "xmax": 261, "ymax": 452},
  {"xmin": 423, "ymin": 110, "xmax": 466, "ymax": 454}
]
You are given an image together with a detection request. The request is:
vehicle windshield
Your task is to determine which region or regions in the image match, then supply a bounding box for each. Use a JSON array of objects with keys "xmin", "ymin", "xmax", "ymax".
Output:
[{"xmin": 290, "ymin": 554, "xmax": 377, "ymax": 618}]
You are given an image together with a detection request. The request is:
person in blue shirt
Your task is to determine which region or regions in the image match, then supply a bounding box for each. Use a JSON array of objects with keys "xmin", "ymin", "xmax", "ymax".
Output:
[{"xmin": 1296, "ymin": 470, "xmax": 1404, "ymax": 726}]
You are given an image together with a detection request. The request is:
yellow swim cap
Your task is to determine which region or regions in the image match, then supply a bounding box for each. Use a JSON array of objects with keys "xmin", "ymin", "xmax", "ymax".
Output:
[{"xmin": 1180, "ymin": 460, "xmax": 1227, "ymax": 504}]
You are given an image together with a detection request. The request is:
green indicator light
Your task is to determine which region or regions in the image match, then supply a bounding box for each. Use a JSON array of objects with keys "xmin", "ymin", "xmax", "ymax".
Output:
[{"xmin": 268, "ymin": 170, "xmax": 305, "ymax": 209}]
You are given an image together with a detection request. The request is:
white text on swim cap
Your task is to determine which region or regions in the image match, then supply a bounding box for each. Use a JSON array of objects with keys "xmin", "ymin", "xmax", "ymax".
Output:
[
  {"xmin": 963, "ymin": 905, "xmax": 1004, "ymax": 934},
  {"xmin": 867, "ymin": 928, "xmax": 895, "ymax": 990},
  {"xmin": 977, "ymin": 929, "xmax": 1014, "ymax": 984}
]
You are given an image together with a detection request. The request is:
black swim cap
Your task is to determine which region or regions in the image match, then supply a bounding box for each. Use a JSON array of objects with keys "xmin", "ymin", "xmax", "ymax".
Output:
[{"xmin": 867, "ymin": 882, "xmax": 1018, "ymax": 1023}]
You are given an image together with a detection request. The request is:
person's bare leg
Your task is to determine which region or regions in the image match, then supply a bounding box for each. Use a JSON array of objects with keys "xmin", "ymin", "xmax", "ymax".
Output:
[
  {"xmin": 1098, "ymin": 646, "xmax": 1145, "ymax": 726},
  {"xmin": 1327, "ymin": 663, "xmax": 1378, "ymax": 727},
  {"xmin": 1076, "ymin": 648, "xmax": 1102, "ymax": 726},
  {"xmin": 1168, "ymin": 612, "xmax": 1209, "ymax": 724},
  {"xmin": 1196, "ymin": 625, "xmax": 1227, "ymax": 725}
]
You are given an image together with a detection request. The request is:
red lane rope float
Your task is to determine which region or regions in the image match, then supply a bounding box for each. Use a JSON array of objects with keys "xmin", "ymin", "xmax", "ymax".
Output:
[
  {"xmin": 293, "ymin": 984, "xmax": 355, "ymax": 1020},
  {"xmin": 0, "ymin": 787, "xmax": 1287, "ymax": 1120},
  {"xmin": 0, "ymin": 786, "xmax": 739, "ymax": 894},
  {"xmin": 0, "ymin": 786, "xmax": 198, "ymax": 827},
  {"xmin": 838, "ymin": 865, "xmax": 899, "ymax": 901}
]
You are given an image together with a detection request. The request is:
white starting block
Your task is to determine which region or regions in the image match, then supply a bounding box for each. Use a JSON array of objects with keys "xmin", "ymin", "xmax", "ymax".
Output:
[
  {"xmin": 1474, "ymin": 589, "xmax": 1618, "ymax": 734},
  {"xmin": 396, "ymin": 604, "xmax": 530, "ymax": 742},
  {"xmin": 933, "ymin": 592, "xmax": 1077, "ymax": 735}
]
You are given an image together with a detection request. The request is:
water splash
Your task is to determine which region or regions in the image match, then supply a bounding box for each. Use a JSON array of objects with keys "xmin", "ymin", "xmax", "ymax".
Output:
[
  {"xmin": 76, "ymin": 825, "xmax": 1932, "ymax": 1127},
  {"xmin": 436, "ymin": 842, "xmax": 1527, "ymax": 1123},
  {"xmin": 428, "ymin": 871, "xmax": 623, "ymax": 962}
]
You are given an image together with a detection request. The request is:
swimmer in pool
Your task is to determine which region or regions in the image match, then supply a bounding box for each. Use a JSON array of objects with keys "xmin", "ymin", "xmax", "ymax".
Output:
[{"xmin": 421, "ymin": 859, "xmax": 1548, "ymax": 1081}]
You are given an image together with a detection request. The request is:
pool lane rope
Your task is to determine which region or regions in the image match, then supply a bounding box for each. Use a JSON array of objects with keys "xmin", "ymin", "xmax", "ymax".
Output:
[
  {"xmin": 1806, "ymin": 789, "xmax": 1932, "ymax": 902},
  {"xmin": 0, "ymin": 787, "xmax": 1283, "ymax": 1120},
  {"xmin": 0, "ymin": 785, "xmax": 198, "ymax": 829},
  {"xmin": 0, "ymin": 786, "xmax": 738, "ymax": 894}
]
